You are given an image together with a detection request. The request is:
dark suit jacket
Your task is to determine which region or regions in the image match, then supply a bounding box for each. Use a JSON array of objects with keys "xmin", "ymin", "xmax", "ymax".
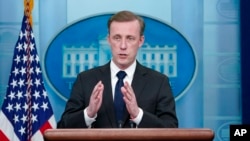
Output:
[{"xmin": 57, "ymin": 61, "xmax": 178, "ymax": 128}]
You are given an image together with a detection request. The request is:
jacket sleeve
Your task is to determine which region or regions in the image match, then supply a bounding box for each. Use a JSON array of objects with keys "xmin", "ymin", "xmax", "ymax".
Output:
[
  {"xmin": 137, "ymin": 75, "xmax": 178, "ymax": 128},
  {"xmin": 57, "ymin": 74, "xmax": 89, "ymax": 128}
]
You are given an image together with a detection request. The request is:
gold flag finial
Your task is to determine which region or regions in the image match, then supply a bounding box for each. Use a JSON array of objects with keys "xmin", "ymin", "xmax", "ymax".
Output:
[{"xmin": 24, "ymin": 0, "xmax": 34, "ymax": 26}]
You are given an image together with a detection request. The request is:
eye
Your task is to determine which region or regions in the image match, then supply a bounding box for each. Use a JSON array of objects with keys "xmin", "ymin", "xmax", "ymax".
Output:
[
  {"xmin": 113, "ymin": 35, "xmax": 121, "ymax": 41},
  {"xmin": 127, "ymin": 36, "xmax": 135, "ymax": 41}
]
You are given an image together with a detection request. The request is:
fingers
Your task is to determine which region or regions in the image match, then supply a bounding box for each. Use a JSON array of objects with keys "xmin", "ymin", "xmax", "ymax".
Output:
[
  {"xmin": 92, "ymin": 81, "xmax": 104, "ymax": 99},
  {"xmin": 121, "ymin": 82, "xmax": 134, "ymax": 101},
  {"xmin": 121, "ymin": 82, "xmax": 139, "ymax": 118},
  {"xmin": 87, "ymin": 81, "xmax": 104, "ymax": 117}
]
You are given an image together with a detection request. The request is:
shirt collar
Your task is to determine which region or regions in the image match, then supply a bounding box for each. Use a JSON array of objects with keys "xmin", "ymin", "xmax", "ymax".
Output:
[{"xmin": 110, "ymin": 59, "xmax": 137, "ymax": 79}]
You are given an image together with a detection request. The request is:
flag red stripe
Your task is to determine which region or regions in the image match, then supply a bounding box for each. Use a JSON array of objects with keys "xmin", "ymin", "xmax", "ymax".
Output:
[
  {"xmin": 40, "ymin": 121, "xmax": 53, "ymax": 134},
  {"xmin": 0, "ymin": 130, "xmax": 9, "ymax": 141}
]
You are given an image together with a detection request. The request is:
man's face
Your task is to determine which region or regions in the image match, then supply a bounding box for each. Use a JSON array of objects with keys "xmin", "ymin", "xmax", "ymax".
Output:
[{"xmin": 108, "ymin": 20, "xmax": 144, "ymax": 70}]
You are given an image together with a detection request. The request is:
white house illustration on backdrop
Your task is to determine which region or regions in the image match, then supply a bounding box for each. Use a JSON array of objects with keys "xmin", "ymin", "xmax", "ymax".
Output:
[{"xmin": 62, "ymin": 37, "xmax": 177, "ymax": 78}]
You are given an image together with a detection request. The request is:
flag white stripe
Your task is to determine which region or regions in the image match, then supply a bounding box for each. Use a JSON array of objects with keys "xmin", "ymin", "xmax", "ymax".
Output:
[
  {"xmin": 48, "ymin": 115, "xmax": 57, "ymax": 128},
  {"xmin": 0, "ymin": 111, "xmax": 19, "ymax": 141},
  {"xmin": 31, "ymin": 129, "xmax": 43, "ymax": 141}
]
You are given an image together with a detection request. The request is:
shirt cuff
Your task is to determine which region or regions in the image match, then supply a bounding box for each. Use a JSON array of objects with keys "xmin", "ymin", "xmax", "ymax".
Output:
[
  {"xmin": 130, "ymin": 108, "xmax": 143, "ymax": 125},
  {"xmin": 84, "ymin": 108, "xmax": 97, "ymax": 128}
]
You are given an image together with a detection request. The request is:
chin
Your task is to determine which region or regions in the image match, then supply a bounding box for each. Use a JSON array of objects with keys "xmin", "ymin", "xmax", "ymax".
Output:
[{"xmin": 117, "ymin": 61, "xmax": 129, "ymax": 69}]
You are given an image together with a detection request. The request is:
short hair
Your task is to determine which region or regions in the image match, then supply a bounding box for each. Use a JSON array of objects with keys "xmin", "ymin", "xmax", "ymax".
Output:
[{"xmin": 107, "ymin": 10, "xmax": 145, "ymax": 36}]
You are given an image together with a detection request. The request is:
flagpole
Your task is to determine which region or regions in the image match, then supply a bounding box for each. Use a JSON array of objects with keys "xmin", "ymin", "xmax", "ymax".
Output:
[{"xmin": 24, "ymin": 0, "xmax": 33, "ymax": 27}]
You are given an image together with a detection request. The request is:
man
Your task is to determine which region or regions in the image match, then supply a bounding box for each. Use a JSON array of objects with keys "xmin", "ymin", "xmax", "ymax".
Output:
[{"xmin": 57, "ymin": 10, "xmax": 178, "ymax": 128}]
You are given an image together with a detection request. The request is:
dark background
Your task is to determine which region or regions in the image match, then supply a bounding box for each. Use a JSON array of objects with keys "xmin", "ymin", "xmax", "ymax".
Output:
[{"xmin": 240, "ymin": 0, "xmax": 250, "ymax": 124}]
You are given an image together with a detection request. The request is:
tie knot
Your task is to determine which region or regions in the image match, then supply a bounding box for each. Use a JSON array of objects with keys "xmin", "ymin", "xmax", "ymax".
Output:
[{"xmin": 117, "ymin": 71, "xmax": 126, "ymax": 80}]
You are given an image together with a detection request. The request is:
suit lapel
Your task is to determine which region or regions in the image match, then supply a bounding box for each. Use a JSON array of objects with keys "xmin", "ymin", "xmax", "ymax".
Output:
[
  {"xmin": 99, "ymin": 63, "xmax": 117, "ymax": 127},
  {"xmin": 131, "ymin": 62, "xmax": 148, "ymax": 101}
]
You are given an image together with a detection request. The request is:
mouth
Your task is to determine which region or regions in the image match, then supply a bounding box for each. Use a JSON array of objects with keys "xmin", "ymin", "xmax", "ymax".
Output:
[
  {"xmin": 119, "ymin": 53, "xmax": 127, "ymax": 57},
  {"xmin": 118, "ymin": 53, "xmax": 128, "ymax": 59}
]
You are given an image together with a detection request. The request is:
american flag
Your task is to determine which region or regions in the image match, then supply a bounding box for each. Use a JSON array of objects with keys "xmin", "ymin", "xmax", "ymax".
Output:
[{"xmin": 0, "ymin": 15, "xmax": 56, "ymax": 141}]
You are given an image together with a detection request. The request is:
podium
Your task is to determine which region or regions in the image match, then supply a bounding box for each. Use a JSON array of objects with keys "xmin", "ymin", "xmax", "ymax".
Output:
[{"xmin": 43, "ymin": 128, "xmax": 214, "ymax": 141}]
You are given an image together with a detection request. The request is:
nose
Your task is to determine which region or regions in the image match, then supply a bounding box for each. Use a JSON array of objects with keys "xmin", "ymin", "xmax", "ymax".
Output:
[{"xmin": 120, "ymin": 39, "xmax": 127, "ymax": 50}]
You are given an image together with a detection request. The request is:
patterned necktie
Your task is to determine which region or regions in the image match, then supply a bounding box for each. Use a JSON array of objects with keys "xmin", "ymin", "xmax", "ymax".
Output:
[{"xmin": 114, "ymin": 71, "xmax": 126, "ymax": 127}]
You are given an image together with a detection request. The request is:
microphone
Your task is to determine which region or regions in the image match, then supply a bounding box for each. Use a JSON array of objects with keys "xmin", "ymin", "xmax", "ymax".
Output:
[
  {"xmin": 118, "ymin": 120, "xmax": 123, "ymax": 128},
  {"xmin": 129, "ymin": 120, "xmax": 135, "ymax": 128}
]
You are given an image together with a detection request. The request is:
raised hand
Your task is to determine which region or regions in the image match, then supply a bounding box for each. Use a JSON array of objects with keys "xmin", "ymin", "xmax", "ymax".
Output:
[
  {"xmin": 86, "ymin": 81, "xmax": 104, "ymax": 118},
  {"xmin": 121, "ymin": 81, "xmax": 139, "ymax": 119}
]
